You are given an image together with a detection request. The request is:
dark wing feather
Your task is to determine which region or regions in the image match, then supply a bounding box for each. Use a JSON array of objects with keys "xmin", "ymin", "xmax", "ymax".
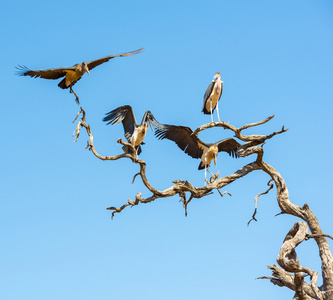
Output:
[
  {"xmin": 202, "ymin": 81, "xmax": 215, "ymax": 113},
  {"xmin": 155, "ymin": 125, "xmax": 207, "ymax": 159},
  {"xmin": 15, "ymin": 65, "xmax": 74, "ymax": 80},
  {"xmin": 103, "ymin": 105, "xmax": 137, "ymax": 142},
  {"xmin": 86, "ymin": 48, "xmax": 143, "ymax": 71},
  {"xmin": 141, "ymin": 110, "xmax": 160, "ymax": 130},
  {"xmin": 215, "ymin": 138, "xmax": 240, "ymax": 158}
]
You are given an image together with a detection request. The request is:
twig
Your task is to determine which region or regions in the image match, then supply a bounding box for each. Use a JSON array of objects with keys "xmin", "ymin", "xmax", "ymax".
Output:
[
  {"xmin": 248, "ymin": 179, "xmax": 274, "ymax": 226},
  {"xmin": 305, "ymin": 233, "xmax": 333, "ymax": 241},
  {"xmin": 238, "ymin": 115, "xmax": 275, "ymax": 131},
  {"xmin": 217, "ymin": 190, "xmax": 231, "ymax": 198},
  {"xmin": 132, "ymin": 172, "xmax": 141, "ymax": 184}
]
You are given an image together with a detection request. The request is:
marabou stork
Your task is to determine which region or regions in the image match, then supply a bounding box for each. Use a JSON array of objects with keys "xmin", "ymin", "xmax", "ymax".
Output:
[
  {"xmin": 202, "ymin": 72, "xmax": 223, "ymax": 122},
  {"xmin": 16, "ymin": 48, "xmax": 143, "ymax": 104},
  {"xmin": 103, "ymin": 105, "xmax": 159, "ymax": 156},
  {"xmin": 155, "ymin": 124, "xmax": 240, "ymax": 182}
]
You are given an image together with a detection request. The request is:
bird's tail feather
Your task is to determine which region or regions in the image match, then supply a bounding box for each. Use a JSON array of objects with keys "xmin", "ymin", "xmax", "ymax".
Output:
[
  {"xmin": 198, "ymin": 161, "xmax": 205, "ymax": 170},
  {"xmin": 58, "ymin": 78, "xmax": 68, "ymax": 89},
  {"xmin": 122, "ymin": 145, "xmax": 142, "ymax": 156}
]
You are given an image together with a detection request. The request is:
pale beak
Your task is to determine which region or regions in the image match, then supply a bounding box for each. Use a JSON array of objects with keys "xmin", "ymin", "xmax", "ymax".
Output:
[
  {"xmin": 214, "ymin": 153, "xmax": 217, "ymax": 168},
  {"xmin": 85, "ymin": 65, "xmax": 90, "ymax": 75}
]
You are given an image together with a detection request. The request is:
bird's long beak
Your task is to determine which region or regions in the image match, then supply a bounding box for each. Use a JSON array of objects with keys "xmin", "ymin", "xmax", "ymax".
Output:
[
  {"xmin": 85, "ymin": 65, "xmax": 90, "ymax": 75},
  {"xmin": 214, "ymin": 153, "xmax": 217, "ymax": 168}
]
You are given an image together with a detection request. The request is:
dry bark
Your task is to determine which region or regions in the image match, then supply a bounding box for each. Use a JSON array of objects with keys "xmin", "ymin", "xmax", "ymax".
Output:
[{"xmin": 73, "ymin": 108, "xmax": 333, "ymax": 299}]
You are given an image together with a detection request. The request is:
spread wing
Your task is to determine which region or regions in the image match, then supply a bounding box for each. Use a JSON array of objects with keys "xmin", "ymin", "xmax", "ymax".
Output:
[
  {"xmin": 155, "ymin": 124, "xmax": 207, "ymax": 159},
  {"xmin": 15, "ymin": 65, "xmax": 75, "ymax": 80},
  {"xmin": 215, "ymin": 138, "xmax": 240, "ymax": 158},
  {"xmin": 141, "ymin": 110, "xmax": 160, "ymax": 130},
  {"xmin": 86, "ymin": 48, "xmax": 143, "ymax": 71},
  {"xmin": 103, "ymin": 105, "xmax": 137, "ymax": 142}
]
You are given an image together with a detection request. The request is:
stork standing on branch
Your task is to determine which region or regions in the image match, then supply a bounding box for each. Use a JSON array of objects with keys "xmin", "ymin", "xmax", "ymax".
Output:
[
  {"xmin": 16, "ymin": 48, "xmax": 143, "ymax": 104},
  {"xmin": 103, "ymin": 105, "xmax": 159, "ymax": 157},
  {"xmin": 155, "ymin": 124, "xmax": 240, "ymax": 182},
  {"xmin": 202, "ymin": 72, "xmax": 223, "ymax": 122}
]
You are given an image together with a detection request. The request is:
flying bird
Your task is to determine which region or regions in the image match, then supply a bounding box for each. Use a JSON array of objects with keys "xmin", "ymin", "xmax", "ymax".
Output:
[
  {"xmin": 16, "ymin": 48, "xmax": 143, "ymax": 104},
  {"xmin": 202, "ymin": 72, "xmax": 223, "ymax": 122},
  {"xmin": 155, "ymin": 124, "xmax": 240, "ymax": 182},
  {"xmin": 103, "ymin": 105, "xmax": 159, "ymax": 156}
]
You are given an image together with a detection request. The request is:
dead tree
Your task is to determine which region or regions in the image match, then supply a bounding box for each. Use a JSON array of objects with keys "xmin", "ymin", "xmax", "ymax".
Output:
[{"xmin": 73, "ymin": 108, "xmax": 333, "ymax": 299}]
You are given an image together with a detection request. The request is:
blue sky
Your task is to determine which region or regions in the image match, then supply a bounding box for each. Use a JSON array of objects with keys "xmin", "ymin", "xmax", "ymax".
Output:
[{"xmin": 1, "ymin": 1, "xmax": 333, "ymax": 299}]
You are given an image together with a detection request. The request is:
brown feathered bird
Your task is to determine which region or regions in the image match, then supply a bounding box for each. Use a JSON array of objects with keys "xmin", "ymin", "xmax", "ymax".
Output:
[
  {"xmin": 155, "ymin": 124, "xmax": 240, "ymax": 181},
  {"xmin": 202, "ymin": 72, "xmax": 223, "ymax": 122},
  {"xmin": 103, "ymin": 105, "xmax": 159, "ymax": 157},
  {"xmin": 16, "ymin": 48, "xmax": 143, "ymax": 104}
]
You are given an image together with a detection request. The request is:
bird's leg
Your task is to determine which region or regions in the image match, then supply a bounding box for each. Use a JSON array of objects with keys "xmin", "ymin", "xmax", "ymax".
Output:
[
  {"xmin": 216, "ymin": 100, "xmax": 220, "ymax": 122},
  {"xmin": 204, "ymin": 167, "xmax": 209, "ymax": 185},
  {"xmin": 207, "ymin": 166, "xmax": 214, "ymax": 176},
  {"xmin": 70, "ymin": 86, "xmax": 80, "ymax": 105}
]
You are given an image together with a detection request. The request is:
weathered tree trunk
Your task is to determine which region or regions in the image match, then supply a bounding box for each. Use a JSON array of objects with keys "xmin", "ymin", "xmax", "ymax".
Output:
[{"xmin": 258, "ymin": 161, "xmax": 333, "ymax": 300}]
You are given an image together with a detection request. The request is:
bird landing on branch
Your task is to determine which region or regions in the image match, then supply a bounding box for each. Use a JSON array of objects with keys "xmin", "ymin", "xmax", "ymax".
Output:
[
  {"xmin": 154, "ymin": 124, "xmax": 240, "ymax": 183},
  {"xmin": 103, "ymin": 105, "xmax": 159, "ymax": 157}
]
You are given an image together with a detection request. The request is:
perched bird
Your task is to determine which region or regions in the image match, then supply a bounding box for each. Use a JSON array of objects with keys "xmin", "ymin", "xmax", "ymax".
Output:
[
  {"xmin": 155, "ymin": 124, "xmax": 240, "ymax": 182},
  {"xmin": 103, "ymin": 105, "xmax": 159, "ymax": 156},
  {"xmin": 16, "ymin": 48, "xmax": 143, "ymax": 104},
  {"xmin": 202, "ymin": 72, "xmax": 223, "ymax": 122}
]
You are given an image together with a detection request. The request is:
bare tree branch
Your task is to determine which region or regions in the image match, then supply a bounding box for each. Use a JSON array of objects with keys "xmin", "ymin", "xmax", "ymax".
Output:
[
  {"xmin": 259, "ymin": 161, "xmax": 333, "ymax": 296},
  {"xmin": 217, "ymin": 190, "xmax": 231, "ymax": 198},
  {"xmin": 72, "ymin": 108, "xmax": 333, "ymax": 299},
  {"xmin": 248, "ymin": 179, "xmax": 274, "ymax": 226},
  {"xmin": 192, "ymin": 115, "xmax": 275, "ymax": 136},
  {"xmin": 131, "ymin": 172, "xmax": 141, "ymax": 184},
  {"xmin": 258, "ymin": 265, "xmax": 317, "ymax": 299},
  {"xmin": 306, "ymin": 234, "xmax": 333, "ymax": 241},
  {"xmin": 276, "ymin": 222, "xmax": 323, "ymax": 299},
  {"xmin": 72, "ymin": 108, "xmax": 266, "ymax": 217}
]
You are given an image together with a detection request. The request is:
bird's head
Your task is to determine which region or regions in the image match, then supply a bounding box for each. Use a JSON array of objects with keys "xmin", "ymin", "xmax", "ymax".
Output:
[
  {"xmin": 82, "ymin": 62, "xmax": 90, "ymax": 75},
  {"xmin": 214, "ymin": 72, "xmax": 221, "ymax": 80}
]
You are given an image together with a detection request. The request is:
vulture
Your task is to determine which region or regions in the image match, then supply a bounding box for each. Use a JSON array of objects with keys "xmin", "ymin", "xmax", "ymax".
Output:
[
  {"xmin": 155, "ymin": 124, "xmax": 240, "ymax": 181},
  {"xmin": 202, "ymin": 72, "xmax": 223, "ymax": 122},
  {"xmin": 103, "ymin": 105, "xmax": 159, "ymax": 156},
  {"xmin": 16, "ymin": 48, "xmax": 143, "ymax": 104}
]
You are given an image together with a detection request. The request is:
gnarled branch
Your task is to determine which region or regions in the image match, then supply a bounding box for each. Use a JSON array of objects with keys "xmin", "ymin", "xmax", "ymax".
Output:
[
  {"xmin": 73, "ymin": 108, "xmax": 283, "ymax": 217},
  {"xmin": 72, "ymin": 108, "xmax": 333, "ymax": 299},
  {"xmin": 248, "ymin": 179, "xmax": 274, "ymax": 226}
]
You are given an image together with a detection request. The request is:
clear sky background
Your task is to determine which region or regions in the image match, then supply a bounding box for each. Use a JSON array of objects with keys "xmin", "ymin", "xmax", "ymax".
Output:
[{"xmin": 1, "ymin": 1, "xmax": 333, "ymax": 299}]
